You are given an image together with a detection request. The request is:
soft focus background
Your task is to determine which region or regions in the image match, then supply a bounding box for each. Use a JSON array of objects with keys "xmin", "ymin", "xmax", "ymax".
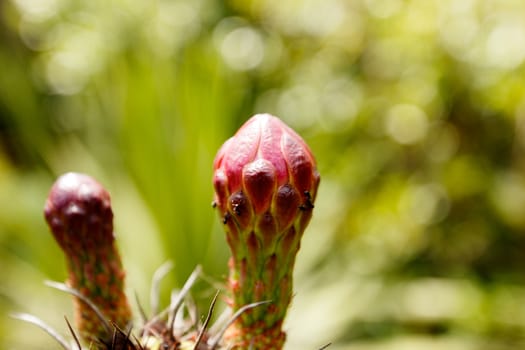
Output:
[{"xmin": 2, "ymin": 0, "xmax": 525, "ymax": 349}]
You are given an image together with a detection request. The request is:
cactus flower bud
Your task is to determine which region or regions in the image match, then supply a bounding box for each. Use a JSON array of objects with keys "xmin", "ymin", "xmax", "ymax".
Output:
[
  {"xmin": 213, "ymin": 114, "xmax": 320, "ymax": 349},
  {"xmin": 44, "ymin": 173, "xmax": 132, "ymax": 346}
]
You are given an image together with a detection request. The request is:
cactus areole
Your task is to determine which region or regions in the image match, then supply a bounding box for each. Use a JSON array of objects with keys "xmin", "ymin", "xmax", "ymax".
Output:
[{"xmin": 213, "ymin": 114, "xmax": 320, "ymax": 349}]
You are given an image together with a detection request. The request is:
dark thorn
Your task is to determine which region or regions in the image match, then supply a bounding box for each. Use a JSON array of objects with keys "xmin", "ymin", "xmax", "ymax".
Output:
[
  {"xmin": 299, "ymin": 191, "xmax": 314, "ymax": 211},
  {"xmin": 133, "ymin": 333, "xmax": 146, "ymax": 350},
  {"xmin": 64, "ymin": 316, "xmax": 81, "ymax": 350},
  {"xmin": 319, "ymin": 343, "xmax": 332, "ymax": 350},
  {"xmin": 211, "ymin": 201, "xmax": 217, "ymax": 208},
  {"xmin": 223, "ymin": 213, "xmax": 231, "ymax": 224},
  {"xmin": 124, "ymin": 327, "xmax": 135, "ymax": 347},
  {"xmin": 111, "ymin": 322, "xmax": 135, "ymax": 349}
]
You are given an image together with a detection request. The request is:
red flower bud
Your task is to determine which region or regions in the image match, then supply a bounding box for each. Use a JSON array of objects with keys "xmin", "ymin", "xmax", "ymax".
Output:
[
  {"xmin": 44, "ymin": 173, "xmax": 132, "ymax": 346},
  {"xmin": 213, "ymin": 114, "xmax": 320, "ymax": 349}
]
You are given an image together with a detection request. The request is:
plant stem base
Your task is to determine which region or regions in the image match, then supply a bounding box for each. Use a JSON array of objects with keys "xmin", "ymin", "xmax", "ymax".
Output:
[{"xmin": 224, "ymin": 320, "xmax": 286, "ymax": 350}]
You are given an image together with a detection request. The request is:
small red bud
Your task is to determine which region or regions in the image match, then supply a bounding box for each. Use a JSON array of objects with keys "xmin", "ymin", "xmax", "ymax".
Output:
[{"xmin": 44, "ymin": 173, "xmax": 132, "ymax": 346}]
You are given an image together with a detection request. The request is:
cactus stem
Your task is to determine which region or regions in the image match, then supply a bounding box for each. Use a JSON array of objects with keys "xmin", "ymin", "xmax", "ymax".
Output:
[{"xmin": 213, "ymin": 114, "xmax": 320, "ymax": 348}]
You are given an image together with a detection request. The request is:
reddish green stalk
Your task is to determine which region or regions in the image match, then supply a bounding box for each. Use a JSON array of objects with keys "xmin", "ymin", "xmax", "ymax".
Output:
[
  {"xmin": 44, "ymin": 173, "xmax": 132, "ymax": 347},
  {"xmin": 213, "ymin": 114, "xmax": 320, "ymax": 349}
]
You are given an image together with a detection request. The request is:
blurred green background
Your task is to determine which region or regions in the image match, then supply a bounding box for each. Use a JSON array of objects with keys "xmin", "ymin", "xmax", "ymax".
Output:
[{"xmin": 2, "ymin": 0, "xmax": 525, "ymax": 349}]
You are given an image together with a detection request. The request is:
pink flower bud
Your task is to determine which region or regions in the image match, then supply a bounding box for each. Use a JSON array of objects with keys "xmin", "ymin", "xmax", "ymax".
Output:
[
  {"xmin": 213, "ymin": 114, "xmax": 320, "ymax": 349},
  {"xmin": 213, "ymin": 114, "xmax": 319, "ymax": 235}
]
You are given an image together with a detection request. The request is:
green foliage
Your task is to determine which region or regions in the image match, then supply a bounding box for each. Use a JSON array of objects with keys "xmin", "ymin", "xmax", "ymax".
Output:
[{"xmin": 2, "ymin": 0, "xmax": 525, "ymax": 349}]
